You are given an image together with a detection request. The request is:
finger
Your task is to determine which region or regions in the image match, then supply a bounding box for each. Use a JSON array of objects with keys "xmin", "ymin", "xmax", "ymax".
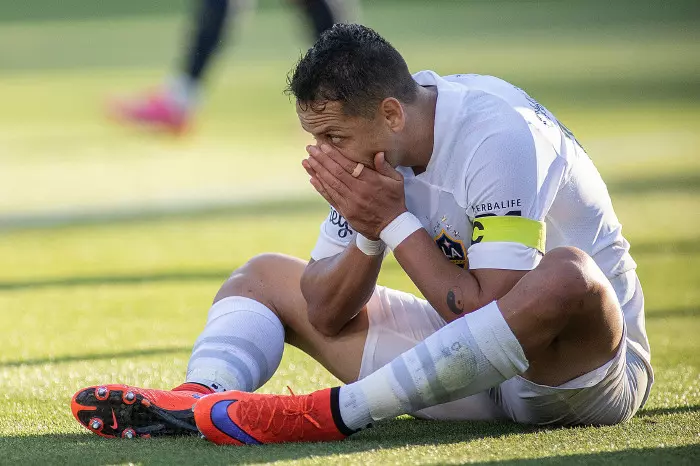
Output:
[
  {"xmin": 301, "ymin": 158, "xmax": 317, "ymax": 178},
  {"xmin": 307, "ymin": 153, "xmax": 351, "ymax": 197},
  {"xmin": 373, "ymin": 152, "xmax": 403, "ymax": 182},
  {"xmin": 309, "ymin": 145, "xmax": 358, "ymax": 184},
  {"xmin": 315, "ymin": 172, "xmax": 345, "ymax": 208},
  {"xmin": 319, "ymin": 144, "xmax": 359, "ymax": 174},
  {"xmin": 309, "ymin": 177, "xmax": 337, "ymax": 208},
  {"xmin": 304, "ymin": 158, "xmax": 331, "ymax": 199}
]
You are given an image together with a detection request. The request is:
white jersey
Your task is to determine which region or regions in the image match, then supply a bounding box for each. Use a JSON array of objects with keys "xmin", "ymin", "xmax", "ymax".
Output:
[{"xmin": 311, "ymin": 70, "xmax": 651, "ymax": 368}]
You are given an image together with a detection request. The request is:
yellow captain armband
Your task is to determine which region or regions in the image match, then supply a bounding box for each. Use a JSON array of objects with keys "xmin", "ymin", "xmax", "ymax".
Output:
[{"xmin": 471, "ymin": 216, "xmax": 546, "ymax": 253}]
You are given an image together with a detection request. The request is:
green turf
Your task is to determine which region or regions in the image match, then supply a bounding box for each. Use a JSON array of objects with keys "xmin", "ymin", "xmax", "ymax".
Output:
[{"xmin": 1, "ymin": 1, "xmax": 699, "ymax": 464}]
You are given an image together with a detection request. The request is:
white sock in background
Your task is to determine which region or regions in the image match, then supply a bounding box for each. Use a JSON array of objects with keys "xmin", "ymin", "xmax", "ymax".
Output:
[
  {"xmin": 338, "ymin": 301, "xmax": 529, "ymax": 430},
  {"xmin": 165, "ymin": 75, "xmax": 200, "ymax": 112},
  {"xmin": 186, "ymin": 296, "xmax": 285, "ymax": 393}
]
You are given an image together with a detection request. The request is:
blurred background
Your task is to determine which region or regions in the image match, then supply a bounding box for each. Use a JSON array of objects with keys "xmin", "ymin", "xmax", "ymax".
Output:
[
  {"xmin": 0, "ymin": 0, "xmax": 698, "ymax": 455},
  {"xmin": 1, "ymin": 0, "xmax": 697, "ymax": 220}
]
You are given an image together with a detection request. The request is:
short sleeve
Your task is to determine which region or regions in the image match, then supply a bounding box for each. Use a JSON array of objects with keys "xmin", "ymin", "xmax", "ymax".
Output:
[
  {"xmin": 310, "ymin": 206, "xmax": 355, "ymax": 261},
  {"xmin": 466, "ymin": 124, "xmax": 545, "ymax": 271}
]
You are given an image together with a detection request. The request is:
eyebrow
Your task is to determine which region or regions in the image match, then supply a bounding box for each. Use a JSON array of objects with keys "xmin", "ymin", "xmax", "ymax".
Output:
[{"xmin": 300, "ymin": 122, "xmax": 344, "ymax": 136}]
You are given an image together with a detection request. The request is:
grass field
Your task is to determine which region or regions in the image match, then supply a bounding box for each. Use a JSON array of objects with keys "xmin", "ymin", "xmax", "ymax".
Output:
[{"xmin": 1, "ymin": 1, "xmax": 699, "ymax": 464}]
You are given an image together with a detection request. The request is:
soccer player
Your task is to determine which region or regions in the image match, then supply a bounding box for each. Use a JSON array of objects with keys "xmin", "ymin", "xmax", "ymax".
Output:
[
  {"xmin": 110, "ymin": 0, "xmax": 355, "ymax": 133},
  {"xmin": 72, "ymin": 24, "xmax": 653, "ymax": 444}
]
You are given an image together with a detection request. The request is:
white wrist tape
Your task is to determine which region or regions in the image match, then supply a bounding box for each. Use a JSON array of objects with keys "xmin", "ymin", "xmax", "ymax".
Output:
[
  {"xmin": 355, "ymin": 234, "xmax": 386, "ymax": 256},
  {"xmin": 379, "ymin": 212, "xmax": 423, "ymax": 250}
]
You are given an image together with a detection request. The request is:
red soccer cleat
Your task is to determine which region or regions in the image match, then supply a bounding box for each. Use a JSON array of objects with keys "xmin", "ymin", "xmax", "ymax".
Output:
[
  {"xmin": 71, "ymin": 384, "xmax": 209, "ymax": 439},
  {"xmin": 193, "ymin": 387, "xmax": 355, "ymax": 445}
]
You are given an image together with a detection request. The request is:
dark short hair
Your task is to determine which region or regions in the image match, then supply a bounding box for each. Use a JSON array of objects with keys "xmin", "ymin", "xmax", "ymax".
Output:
[{"xmin": 286, "ymin": 23, "xmax": 418, "ymax": 117}]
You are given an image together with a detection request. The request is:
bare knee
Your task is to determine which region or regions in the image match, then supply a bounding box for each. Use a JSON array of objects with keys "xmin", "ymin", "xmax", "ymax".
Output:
[
  {"xmin": 214, "ymin": 253, "xmax": 304, "ymax": 312},
  {"xmin": 537, "ymin": 247, "xmax": 605, "ymax": 310},
  {"xmin": 501, "ymin": 247, "xmax": 623, "ymax": 385},
  {"xmin": 512, "ymin": 246, "xmax": 618, "ymax": 345}
]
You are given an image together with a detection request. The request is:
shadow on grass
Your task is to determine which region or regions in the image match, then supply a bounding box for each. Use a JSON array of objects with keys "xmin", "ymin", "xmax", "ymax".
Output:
[
  {"xmin": 531, "ymin": 78, "xmax": 700, "ymax": 110},
  {"xmin": 0, "ymin": 424, "xmax": 697, "ymax": 466},
  {"xmin": 606, "ymin": 172, "xmax": 700, "ymax": 195},
  {"xmin": 0, "ymin": 0, "xmax": 187, "ymax": 23},
  {"xmin": 1, "ymin": 303, "xmax": 691, "ymax": 367},
  {"xmin": 0, "ymin": 346, "xmax": 190, "ymax": 368},
  {"xmin": 0, "ymin": 270, "xmax": 232, "ymax": 291},
  {"xmin": 2, "ymin": 0, "xmax": 698, "ymax": 25},
  {"xmin": 631, "ymin": 237, "xmax": 700, "ymax": 256},
  {"xmin": 0, "ymin": 419, "xmax": 536, "ymax": 466},
  {"xmin": 1, "ymin": 171, "xmax": 699, "ymax": 235},
  {"xmin": 637, "ymin": 404, "xmax": 700, "ymax": 417},
  {"xmin": 470, "ymin": 444, "xmax": 699, "ymax": 465},
  {"xmin": 645, "ymin": 306, "xmax": 698, "ymax": 320},
  {"xmin": 1, "ymin": 237, "xmax": 698, "ymax": 293},
  {"xmin": 0, "ymin": 196, "xmax": 326, "ymax": 233}
]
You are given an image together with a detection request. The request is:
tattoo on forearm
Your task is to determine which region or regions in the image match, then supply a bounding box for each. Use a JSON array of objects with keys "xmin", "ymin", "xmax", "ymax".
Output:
[{"xmin": 446, "ymin": 287, "xmax": 465, "ymax": 315}]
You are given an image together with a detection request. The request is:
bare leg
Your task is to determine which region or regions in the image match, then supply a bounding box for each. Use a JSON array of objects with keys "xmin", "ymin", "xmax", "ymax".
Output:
[
  {"xmin": 337, "ymin": 247, "xmax": 626, "ymax": 429},
  {"xmin": 499, "ymin": 247, "xmax": 623, "ymax": 386},
  {"xmin": 214, "ymin": 253, "xmax": 369, "ymax": 384}
]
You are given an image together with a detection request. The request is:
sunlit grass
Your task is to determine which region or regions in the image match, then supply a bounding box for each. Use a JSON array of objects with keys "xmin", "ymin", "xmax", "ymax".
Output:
[{"xmin": 1, "ymin": 1, "xmax": 699, "ymax": 464}]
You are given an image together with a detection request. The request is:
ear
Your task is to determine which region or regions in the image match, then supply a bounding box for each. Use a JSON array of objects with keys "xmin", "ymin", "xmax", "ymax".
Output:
[{"xmin": 378, "ymin": 97, "xmax": 405, "ymax": 133}]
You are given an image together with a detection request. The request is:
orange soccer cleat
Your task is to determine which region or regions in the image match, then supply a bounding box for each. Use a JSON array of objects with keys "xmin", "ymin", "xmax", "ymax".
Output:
[
  {"xmin": 71, "ymin": 383, "xmax": 211, "ymax": 439},
  {"xmin": 193, "ymin": 387, "xmax": 355, "ymax": 445}
]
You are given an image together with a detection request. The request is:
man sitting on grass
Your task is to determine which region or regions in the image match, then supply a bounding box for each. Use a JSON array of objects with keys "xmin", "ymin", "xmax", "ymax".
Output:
[{"xmin": 71, "ymin": 23, "xmax": 653, "ymax": 445}]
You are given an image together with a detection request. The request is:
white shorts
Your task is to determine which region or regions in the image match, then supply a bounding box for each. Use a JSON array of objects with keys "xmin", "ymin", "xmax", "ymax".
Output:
[{"xmin": 358, "ymin": 274, "xmax": 653, "ymax": 426}]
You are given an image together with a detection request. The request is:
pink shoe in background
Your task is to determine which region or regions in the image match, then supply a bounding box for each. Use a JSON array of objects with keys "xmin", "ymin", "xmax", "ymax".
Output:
[{"xmin": 108, "ymin": 91, "xmax": 190, "ymax": 134}]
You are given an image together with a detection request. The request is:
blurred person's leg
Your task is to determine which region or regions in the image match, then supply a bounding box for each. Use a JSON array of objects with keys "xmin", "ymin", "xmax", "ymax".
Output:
[
  {"xmin": 109, "ymin": 0, "xmax": 233, "ymax": 133},
  {"xmin": 295, "ymin": 0, "xmax": 339, "ymax": 39},
  {"xmin": 170, "ymin": 0, "xmax": 348, "ymax": 110},
  {"xmin": 170, "ymin": 0, "xmax": 231, "ymax": 112},
  {"xmin": 110, "ymin": 0, "xmax": 354, "ymax": 134}
]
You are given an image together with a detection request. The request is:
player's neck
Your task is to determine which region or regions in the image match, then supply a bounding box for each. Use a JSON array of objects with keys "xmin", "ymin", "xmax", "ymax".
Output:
[{"xmin": 402, "ymin": 85, "xmax": 437, "ymax": 174}]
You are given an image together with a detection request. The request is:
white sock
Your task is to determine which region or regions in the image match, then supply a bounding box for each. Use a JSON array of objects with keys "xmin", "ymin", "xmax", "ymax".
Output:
[
  {"xmin": 186, "ymin": 296, "xmax": 285, "ymax": 392},
  {"xmin": 338, "ymin": 301, "xmax": 528, "ymax": 430},
  {"xmin": 338, "ymin": 380, "xmax": 371, "ymax": 430},
  {"xmin": 165, "ymin": 75, "xmax": 200, "ymax": 112}
]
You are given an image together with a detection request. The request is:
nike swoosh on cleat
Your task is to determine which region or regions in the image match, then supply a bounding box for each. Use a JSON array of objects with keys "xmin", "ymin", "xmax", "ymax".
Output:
[
  {"xmin": 210, "ymin": 400, "xmax": 261, "ymax": 445},
  {"xmin": 110, "ymin": 409, "xmax": 118, "ymax": 429}
]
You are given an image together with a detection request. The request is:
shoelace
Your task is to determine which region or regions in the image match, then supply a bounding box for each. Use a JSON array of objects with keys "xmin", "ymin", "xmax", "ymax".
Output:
[{"xmin": 237, "ymin": 387, "xmax": 321, "ymax": 439}]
